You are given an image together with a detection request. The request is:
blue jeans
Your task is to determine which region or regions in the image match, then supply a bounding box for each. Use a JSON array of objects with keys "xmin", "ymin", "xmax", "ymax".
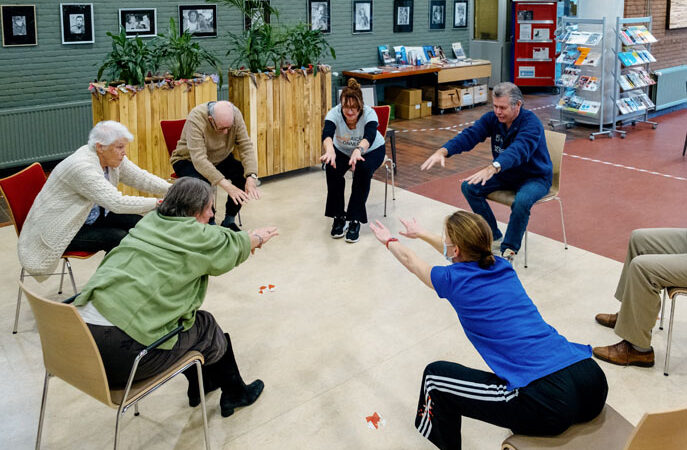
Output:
[{"xmin": 461, "ymin": 177, "xmax": 550, "ymax": 253}]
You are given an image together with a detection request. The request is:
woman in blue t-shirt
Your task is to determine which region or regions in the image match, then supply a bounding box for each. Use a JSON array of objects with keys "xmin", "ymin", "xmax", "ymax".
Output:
[
  {"xmin": 321, "ymin": 78, "xmax": 386, "ymax": 243},
  {"xmin": 370, "ymin": 211, "xmax": 608, "ymax": 450}
]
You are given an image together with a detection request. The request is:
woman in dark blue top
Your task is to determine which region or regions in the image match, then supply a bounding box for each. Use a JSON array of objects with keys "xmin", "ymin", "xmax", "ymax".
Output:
[{"xmin": 370, "ymin": 211, "xmax": 608, "ymax": 450}]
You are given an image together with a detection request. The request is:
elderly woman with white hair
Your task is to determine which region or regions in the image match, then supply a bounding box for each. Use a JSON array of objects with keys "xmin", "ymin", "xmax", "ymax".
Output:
[{"xmin": 18, "ymin": 120, "xmax": 171, "ymax": 276}]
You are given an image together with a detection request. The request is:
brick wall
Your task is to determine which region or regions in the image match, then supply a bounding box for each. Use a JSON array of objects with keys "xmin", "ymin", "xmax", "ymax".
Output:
[{"xmin": 624, "ymin": 0, "xmax": 687, "ymax": 70}]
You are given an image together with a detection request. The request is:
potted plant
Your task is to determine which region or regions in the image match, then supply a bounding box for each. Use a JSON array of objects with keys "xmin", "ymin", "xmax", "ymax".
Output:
[
  {"xmin": 91, "ymin": 22, "xmax": 220, "ymax": 196},
  {"xmin": 218, "ymin": 0, "xmax": 335, "ymax": 177}
]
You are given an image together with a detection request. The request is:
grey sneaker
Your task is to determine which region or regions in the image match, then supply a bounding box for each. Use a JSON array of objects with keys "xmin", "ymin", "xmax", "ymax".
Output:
[{"xmin": 502, "ymin": 248, "xmax": 516, "ymax": 264}]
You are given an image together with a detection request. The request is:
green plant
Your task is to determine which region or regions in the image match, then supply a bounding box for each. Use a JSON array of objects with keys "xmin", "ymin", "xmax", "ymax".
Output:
[
  {"xmin": 226, "ymin": 23, "xmax": 287, "ymax": 73},
  {"xmin": 156, "ymin": 18, "xmax": 222, "ymax": 83},
  {"xmin": 97, "ymin": 29, "xmax": 159, "ymax": 85},
  {"xmin": 284, "ymin": 23, "xmax": 336, "ymax": 69}
]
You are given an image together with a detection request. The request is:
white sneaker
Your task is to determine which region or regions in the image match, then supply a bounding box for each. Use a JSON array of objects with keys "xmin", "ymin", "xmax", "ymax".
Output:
[{"xmin": 502, "ymin": 248, "xmax": 516, "ymax": 264}]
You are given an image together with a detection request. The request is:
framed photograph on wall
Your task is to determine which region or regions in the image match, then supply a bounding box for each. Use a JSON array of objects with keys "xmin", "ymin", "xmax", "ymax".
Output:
[
  {"xmin": 1, "ymin": 4, "xmax": 37, "ymax": 47},
  {"xmin": 353, "ymin": 0, "xmax": 372, "ymax": 34},
  {"xmin": 453, "ymin": 0, "xmax": 467, "ymax": 28},
  {"xmin": 668, "ymin": 0, "xmax": 687, "ymax": 29},
  {"xmin": 308, "ymin": 0, "xmax": 330, "ymax": 33},
  {"xmin": 119, "ymin": 8, "xmax": 156, "ymax": 38},
  {"xmin": 244, "ymin": 0, "xmax": 270, "ymax": 30},
  {"xmin": 393, "ymin": 0, "xmax": 413, "ymax": 33},
  {"xmin": 60, "ymin": 3, "xmax": 94, "ymax": 44},
  {"xmin": 429, "ymin": 0, "xmax": 445, "ymax": 30},
  {"xmin": 179, "ymin": 5, "xmax": 217, "ymax": 37}
]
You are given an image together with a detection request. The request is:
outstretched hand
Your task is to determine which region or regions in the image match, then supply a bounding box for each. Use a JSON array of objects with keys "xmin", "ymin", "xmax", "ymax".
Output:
[
  {"xmin": 349, "ymin": 148, "xmax": 365, "ymax": 171},
  {"xmin": 420, "ymin": 148, "xmax": 447, "ymax": 171},
  {"xmin": 320, "ymin": 150, "xmax": 336, "ymax": 168},
  {"xmin": 463, "ymin": 165, "xmax": 497, "ymax": 186},
  {"xmin": 369, "ymin": 220, "xmax": 393, "ymax": 245},
  {"xmin": 399, "ymin": 218, "xmax": 425, "ymax": 239}
]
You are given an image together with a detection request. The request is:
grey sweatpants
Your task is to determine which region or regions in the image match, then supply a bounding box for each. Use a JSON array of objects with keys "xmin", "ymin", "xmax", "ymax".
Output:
[{"xmin": 614, "ymin": 228, "xmax": 687, "ymax": 348}]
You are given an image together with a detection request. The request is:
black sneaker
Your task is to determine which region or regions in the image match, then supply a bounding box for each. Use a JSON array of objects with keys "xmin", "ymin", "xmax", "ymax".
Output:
[
  {"xmin": 345, "ymin": 220, "xmax": 360, "ymax": 243},
  {"xmin": 330, "ymin": 217, "xmax": 347, "ymax": 238}
]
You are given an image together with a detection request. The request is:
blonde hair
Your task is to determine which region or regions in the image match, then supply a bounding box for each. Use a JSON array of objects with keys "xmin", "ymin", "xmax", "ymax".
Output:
[
  {"xmin": 340, "ymin": 78, "xmax": 364, "ymax": 113},
  {"xmin": 445, "ymin": 211, "xmax": 495, "ymax": 269}
]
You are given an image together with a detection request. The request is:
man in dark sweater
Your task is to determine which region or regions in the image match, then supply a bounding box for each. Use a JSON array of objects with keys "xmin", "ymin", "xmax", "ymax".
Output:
[{"xmin": 421, "ymin": 82, "xmax": 552, "ymax": 261}]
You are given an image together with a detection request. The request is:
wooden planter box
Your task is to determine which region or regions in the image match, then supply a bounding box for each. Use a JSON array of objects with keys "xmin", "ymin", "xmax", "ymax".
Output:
[
  {"xmin": 91, "ymin": 76, "xmax": 217, "ymax": 196},
  {"xmin": 228, "ymin": 67, "xmax": 332, "ymax": 177}
]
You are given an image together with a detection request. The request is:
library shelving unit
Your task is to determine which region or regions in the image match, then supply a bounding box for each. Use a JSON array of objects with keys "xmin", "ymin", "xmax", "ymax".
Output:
[
  {"xmin": 550, "ymin": 17, "xmax": 612, "ymax": 140},
  {"xmin": 610, "ymin": 16, "xmax": 658, "ymax": 138},
  {"xmin": 513, "ymin": 1, "xmax": 558, "ymax": 88}
]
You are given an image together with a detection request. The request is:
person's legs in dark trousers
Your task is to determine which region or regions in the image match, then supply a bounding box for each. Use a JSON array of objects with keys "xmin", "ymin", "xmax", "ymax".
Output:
[
  {"xmin": 460, "ymin": 178, "xmax": 510, "ymax": 243},
  {"xmin": 172, "ymin": 159, "xmax": 217, "ymax": 224},
  {"xmin": 415, "ymin": 359, "xmax": 607, "ymax": 450},
  {"xmin": 325, "ymin": 149, "xmax": 354, "ymax": 219},
  {"xmin": 65, "ymin": 211, "xmax": 141, "ymax": 253},
  {"xmin": 346, "ymin": 145, "xmax": 385, "ymax": 224},
  {"xmin": 214, "ymin": 155, "xmax": 247, "ymax": 227},
  {"xmin": 500, "ymin": 178, "xmax": 550, "ymax": 253}
]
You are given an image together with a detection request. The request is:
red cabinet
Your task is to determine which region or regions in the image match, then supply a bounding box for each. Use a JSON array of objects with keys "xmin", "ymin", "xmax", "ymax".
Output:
[{"xmin": 513, "ymin": 1, "xmax": 557, "ymax": 87}]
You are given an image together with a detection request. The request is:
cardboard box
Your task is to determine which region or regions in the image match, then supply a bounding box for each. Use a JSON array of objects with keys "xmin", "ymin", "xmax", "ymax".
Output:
[
  {"xmin": 437, "ymin": 88, "xmax": 460, "ymax": 109},
  {"xmin": 395, "ymin": 102, "xmax": 421, "ymax": 119},
  {"xmin": 473, "ymin": 84, "xmax": 488, "ymax": 103},
  {"xmin": 420, "ymin": 101, "xmax": 433, "ymax": 117},
  {"xmin": 386, "ymin": 87, "xmax": 422, "ymax": 105},
  {"xmin": 458, "ymin": 87, "xmax": 474, "ymax": 106}
]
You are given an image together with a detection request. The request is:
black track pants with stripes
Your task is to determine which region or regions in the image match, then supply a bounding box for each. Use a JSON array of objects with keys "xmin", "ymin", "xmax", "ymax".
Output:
[{"xmin": 415, "ymin": 358, "xmax": 608, "ymax": 449}]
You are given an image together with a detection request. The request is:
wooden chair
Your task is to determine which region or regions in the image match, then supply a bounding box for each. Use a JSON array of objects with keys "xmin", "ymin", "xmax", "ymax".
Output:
[
  {"xmin": 0, "ymin": 163, "xmax": 95, "ymax": 334},
  {"xmin": 659, "ymin": 287, "xmax": 687, "ymax": 375},
  {"xmin": 20, "ymin": 282, "xmax": 211, "ymax": 450},
  {"xmin": 682, "ymin": 131, "xmax": 686, "ymax": 157},
  {"xmin": 371, "ymin": 105, "xmax": 397, "ymax": 217},
  {"xmin": 502, "ymin": 405, "xmax": 687, "ymax": 450},
  {"xmin": 486, "ymin": 130, "xmax": 568, "ymax": 268}
]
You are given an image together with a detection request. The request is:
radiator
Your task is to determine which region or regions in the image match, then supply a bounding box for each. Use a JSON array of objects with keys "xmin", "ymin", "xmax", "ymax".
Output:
[
  {"xmin": 653, "ymin": 65, "xmax": 687, "ymax": 111},
  {"xmin": 0, "ymin": 101, "xmax": 92, "ymax": 169}
]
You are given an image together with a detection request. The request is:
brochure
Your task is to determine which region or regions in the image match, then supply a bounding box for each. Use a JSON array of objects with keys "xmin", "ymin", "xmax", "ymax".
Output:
[
  {"xmin": 452, "ymin": 42, "xmax": 466, "ymax": 60},
  {"xmin": 532, "ymin": 47, "xmax": 549, "ymax": 60},
  {"xmin": 519, "ymin": 24, "xmax": 532, "ymax": 40},
  {"xmin": 532, "ymin": 28, "xmax": 550, "ymax": 41},
  {"xmin": 378, "ymin": 45, "xmax": 395, "ymax": 65}
]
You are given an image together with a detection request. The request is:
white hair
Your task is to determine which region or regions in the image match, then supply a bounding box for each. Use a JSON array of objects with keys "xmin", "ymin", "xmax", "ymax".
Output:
[{"xmin": 88, "ymin": 121, "xmax": 134, "ymax": 151}]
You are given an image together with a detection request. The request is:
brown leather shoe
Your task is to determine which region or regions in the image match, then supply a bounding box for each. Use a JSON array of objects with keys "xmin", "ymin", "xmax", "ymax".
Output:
[
  {"xmin": 595, "ymin": 312, "xmax": 618, "ymax": 329},
  {"xmin": 593, "ymin": 340, "xmax": 655, "ymax": 367}
]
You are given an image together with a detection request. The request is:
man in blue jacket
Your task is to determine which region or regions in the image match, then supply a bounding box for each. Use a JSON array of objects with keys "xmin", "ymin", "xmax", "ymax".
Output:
[{"xmin": 421, "ymin": 82, "xmax": 552, "ymax": 262}]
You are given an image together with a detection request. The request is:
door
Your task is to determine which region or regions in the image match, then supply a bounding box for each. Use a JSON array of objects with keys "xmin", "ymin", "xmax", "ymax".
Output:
[{"xmin": 470, "ymin": 0, "xmax": 510, "ymax": 85}]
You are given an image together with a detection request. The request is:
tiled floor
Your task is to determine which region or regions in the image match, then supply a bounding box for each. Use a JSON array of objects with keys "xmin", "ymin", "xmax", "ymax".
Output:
[{"xmin": 1, "ymin": 101, "xmax": 687, "ymax": 449}]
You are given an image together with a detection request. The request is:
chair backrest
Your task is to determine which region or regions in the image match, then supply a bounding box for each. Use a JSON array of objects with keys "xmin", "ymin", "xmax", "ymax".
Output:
[
  {"xmin": 20, "ymin": 282, "xmax": 115, "ymax": 407},
  {"xmin": 372, "ymin": 105, "xmax": 390, "ymax": 138},
  {"xmin": 625, "ymin": 407, "xmax": 687, "ymax": 450},
  {"xmin": 0, "ymin": 162, "xmax": 47, "ymax": 236},
  {"xmin": 544, "ymin": 130, "xmax": 566, "ymax": 193},
  {"xmin": 160, "ymin": 119, "xmax": 187, "ymax": 155}
]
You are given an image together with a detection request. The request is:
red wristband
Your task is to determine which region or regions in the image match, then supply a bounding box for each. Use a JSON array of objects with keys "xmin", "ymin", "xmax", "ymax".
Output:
[{"xmin": 385, "ymin": 237, "xmax": 399, "ymax": 249}]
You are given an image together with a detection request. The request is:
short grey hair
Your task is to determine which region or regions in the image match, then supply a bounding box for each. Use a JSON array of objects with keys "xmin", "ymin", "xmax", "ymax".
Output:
[
  {"xmin": 158, "ymin": 177, "xmax": 213, "ymax": 218},
  {"xmin": 88, "ymin": 121, "xmax": 134, "ymax": 151},
  {"xmin": 492, "ymin": 82, "xmax": 524, "ymax": 107}
]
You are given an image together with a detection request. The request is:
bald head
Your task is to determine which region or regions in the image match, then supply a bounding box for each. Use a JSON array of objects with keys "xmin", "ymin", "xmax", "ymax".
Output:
[{"xmin": 208, "ymin": 101, "xmax": 234, "ymax": 134}]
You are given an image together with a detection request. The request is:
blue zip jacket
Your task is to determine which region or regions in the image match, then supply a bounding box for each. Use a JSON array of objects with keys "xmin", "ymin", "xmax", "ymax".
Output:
[{"xmin": 443, "ymin": 108, "xmax": 552, "ymax": 185}]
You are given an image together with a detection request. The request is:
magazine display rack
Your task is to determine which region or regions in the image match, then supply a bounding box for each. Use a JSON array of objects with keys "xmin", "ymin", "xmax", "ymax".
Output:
[
  {"xmin": 610, "ymin": 16, "xmax": 658, "ymax": 138},
  {"xmin": 550, "ymin": 17, "xmax": 612, "ymax": 140}
]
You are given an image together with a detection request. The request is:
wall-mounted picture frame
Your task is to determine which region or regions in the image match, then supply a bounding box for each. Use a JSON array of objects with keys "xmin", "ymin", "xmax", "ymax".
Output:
[
  {"xmin": 119, "ymin": 8, "xmax": 156, "ymax": 38},
  {"xmin": 1, "ymin": 4, "xmax": 37, "ymax": 47},
  {"xmin": 60, "ymin": 3, "xmax": 94, "ymax": 44},
  {"xmin": 179, "ymin": 5, "xmax": 217, "ymax": 37},
  {"xmin": 667, "ymin": 0, "xmax": 687, "ymax": 29},
  {"xmin": 308, "ymin": 0, "xmax": 330, "ymax": 33},
  {"xmin": 453, "ymin": 0, "xmax": 467, "ymax": 28},
  {"xmin": 353, "ymin": 0, "xmax": 372, "ymax": 34},
  {"xmin": 429, "ymin": 0, "xmax": 445, "ymax": 30},
  {"xmin": 244, "ymin": 0, "xmax": 270, "ymax": 30},
  {"xmin": 393, "ymin": 0, "xmax": 413, "ymax": 33}
]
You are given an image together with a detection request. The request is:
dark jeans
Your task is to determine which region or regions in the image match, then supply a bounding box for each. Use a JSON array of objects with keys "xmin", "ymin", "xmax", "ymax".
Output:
[
  {"xmin": 173, "ymin": 156, "xmax": 246, "ymax": 220},
  {"xmin": 460, "ymin": 176, "xmax": 550, "ymax": 253},
  {"xmin": 87, "ymin": 310, "xmax": 228, "ymax": 388},
  {"xmin": 65, "ymin": 211, "xmax": 141, "ymax": 254},
  {"xmin": 324, "ymin": 145, "xmax": 385, "ymax": 224},
  {"xmin": 415, "ymin": 358, "xmax": 608, "ymax": 450}
]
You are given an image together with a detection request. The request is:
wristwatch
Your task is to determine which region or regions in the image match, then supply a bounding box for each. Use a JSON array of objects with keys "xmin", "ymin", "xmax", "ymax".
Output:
[
  {"xmin": 491, "ymin": 161, "xmax": 501, "ymax": 173},
  {"xmin": 246, "ymin": 173, "xmax": 258, "ymax": 180}
]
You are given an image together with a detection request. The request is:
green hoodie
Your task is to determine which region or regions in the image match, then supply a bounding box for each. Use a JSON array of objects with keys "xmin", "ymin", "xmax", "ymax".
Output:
[{"xmin": 74, "ymin": 211, "xmax": 250, "ymax": 349}]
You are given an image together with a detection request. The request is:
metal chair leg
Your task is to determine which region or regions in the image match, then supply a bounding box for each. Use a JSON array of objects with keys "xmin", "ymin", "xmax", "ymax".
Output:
[
  {"xmin": 557, "ymin": 197, "xmax": 568, "ymax": 250},
  {"xmin": 683, "ymin": 132, "xmax": 686, "ymax": 157},
  {"xmin": 58, "ymin": 259, "xmax": 67, "ymax": 295},
  {"xmin": 114, "ymin": 404, "xmax": 126, "ymax": 450},
  {"xmin": 384, "ymin": 162, "xmax": 389, "ymax": 218},
  {"xmin": 524, "ymin": 230, "xmax": 528, "ymax": 269},
  {"xmin": 134, "ymin": 403, "xmax": 140, "ymax": 416},
  {"xmin": 664, "ymin": 294, "xmax": 677, "ymax": 376},
  {"xmin": 389, "ymin": 129, "xmax": 398, "ymax": 175},
  {"xmin": 13, "ymin": 268, "xmax": 26, "ymax": 334},
  {"xmin": 390, "ymin": 161, "xmax": 396, "ymax": 201},
  {"xmin": 64, "ymin": 258, "xmax": 78, "ymax": 295},
  {"xmin": 35, "ymin": 372, "xmax": 51, "ymax": 450},
  {"xmin": 660, "ymin": 289, "xmax": 666, "ymax": 330},
  {"xmin": 238, "ymin": 211, "xmax": 242, "ymax": 227},
  {"xmin": 196, "ymin": 361, "xmax": 211, "ymax": 450}
]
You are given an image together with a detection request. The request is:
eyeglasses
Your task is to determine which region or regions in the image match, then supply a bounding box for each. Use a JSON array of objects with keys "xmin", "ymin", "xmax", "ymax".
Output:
[{"xmin": 209, "ymin": 116, "xmax": 231, "ymax": 133}]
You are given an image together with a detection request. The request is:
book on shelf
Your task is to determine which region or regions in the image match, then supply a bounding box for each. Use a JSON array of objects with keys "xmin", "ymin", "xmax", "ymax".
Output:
[
  {"xmin": 618, "ymin": 51, "xmax": 640, "ymax": 67},
  {"xmin": 557, "ymin": 67, "xmax": 581, "ymax": 87},
  {"xmin": 586, "ymin": 33, "xmax": 602, "ymax": 46},
  {"xmin": 574, "ymin": 47, "xmax": 591, "ymax": 65},
  {"xmin": 578, "ymin": 100, "xmax": 601, "ymax": 115},
  {"xmin": 556, "ymin": 47, "xmax": 580, "ymax": 64},
  {"xmin": 580, "ymin": 51, "xmax": 601, "ymax": 66},
  {"xmin": 618, "ymin": 75, "xmax": 635, "ymax": 91},
  {"xmin": 378, "ymin": 45, "xmax": 395, "ymax": 65},
  {"xmin": 625, "ymin": 25, "xmax": 658, "ymax": 44},
  {"xmin": 578, "ymin": 76, "xmax": 600, "ymax": 91}
]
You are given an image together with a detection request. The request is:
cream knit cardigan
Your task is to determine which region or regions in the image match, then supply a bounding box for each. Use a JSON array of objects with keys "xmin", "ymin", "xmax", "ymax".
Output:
[{"xmin": 18, "ymin": 145, "xmax": 171, "ymax": 276}]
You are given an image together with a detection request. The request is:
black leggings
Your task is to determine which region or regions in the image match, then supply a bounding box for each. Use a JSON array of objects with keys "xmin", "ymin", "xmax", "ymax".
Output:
[
  {"xmin": 66, "ymin": 211, "xmax": 141, "ymax": 254},
  {"xmin": 415, "ymin": 358, "xmax": 608, "ymax": 450}
]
